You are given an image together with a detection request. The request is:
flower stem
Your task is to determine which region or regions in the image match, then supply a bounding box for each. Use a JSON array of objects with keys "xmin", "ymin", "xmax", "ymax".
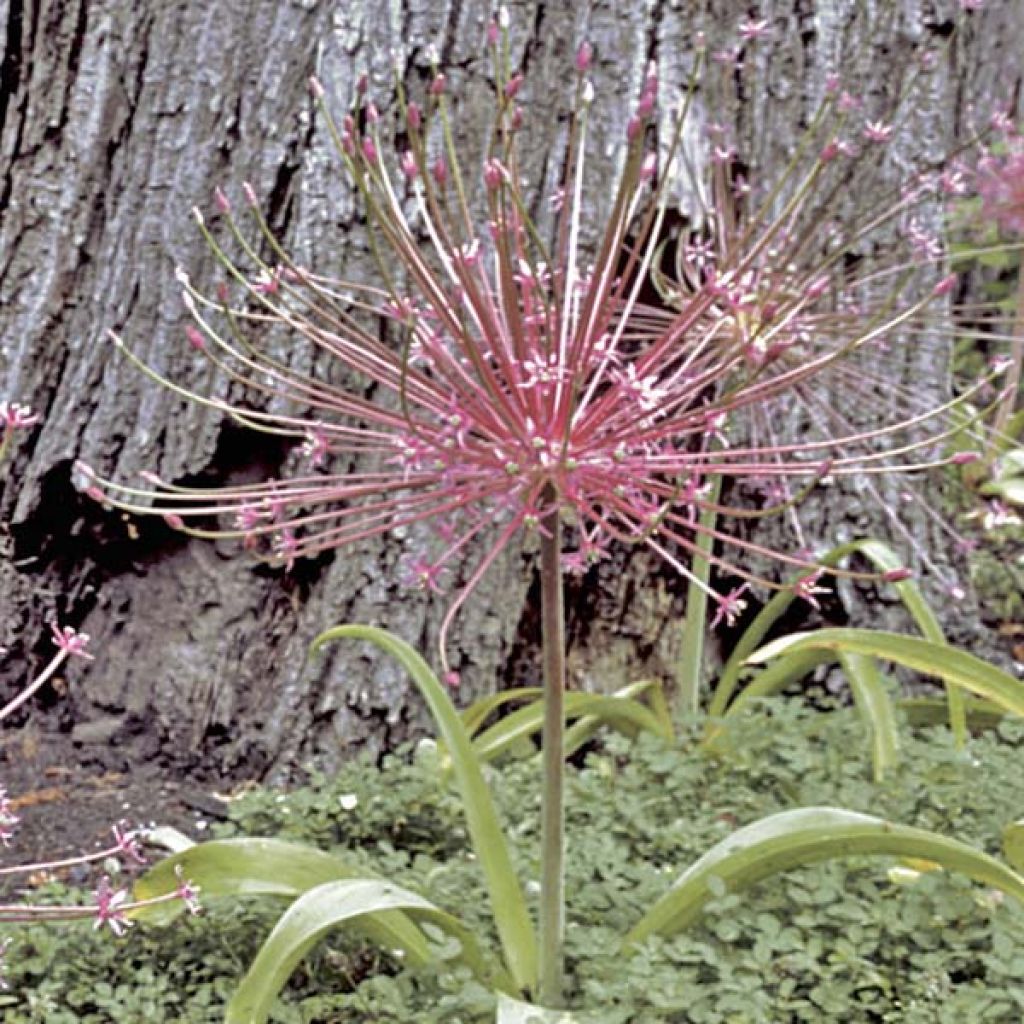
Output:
[{"xmin": 538, "ymin": 484, "xmax": 566, "ymax": 1007}]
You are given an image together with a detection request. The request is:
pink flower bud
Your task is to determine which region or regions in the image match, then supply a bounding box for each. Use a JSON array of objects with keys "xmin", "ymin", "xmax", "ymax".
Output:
[
  {"xmin": 504, "ymin": 73, "xmax": 524, "ymax": 100},
  {"xmin": 444, "ymin": 670, "xmax": 461, "ymax": 688},
  {"xmin": 627, "ymin": 116, "xmax": 642, "ymax": 141},
  {"xmin": 483, "ymin": 158, "xmax": 506, "ymax": 190},
  {"xmin": 639, "ymin": 152, "xmax": 657, "ymax": 182},
  {"xmin": 164, "ymin": 514, "xmax": 185, "ymax": 531},
  {"xmin": 400, "ymin": 150, "xmax": 419, "ymax": 179},
  {"xmin": 820, "ymin": 139, "xmax": 841, "ymax": 163},
  {"xmin": 432, "ymin": 156, "xmax": 448, "ymax": 187},
  {"xmin": 214, "ymin": 187, "xmax": 230, "ymax": 214},
  {"xmin": 343, "ymin": 114, "xmax": 355, "ymax": 135},
  {"xmin": 933, "ymin": 273, "xmax": 958, "ymax": 296},
  {"xmin": 185, "ymin": 326, "xmax": 206, "ymax": 351},
  {"xmin": 356, "ymin": 72, "xmax": 369, "ymax": 96},
  {"xmin": 242, "ymin": 182, "xmax": 259, "ymax": 207},
  {"xmin": 430, "ymin": 73, "xmax": 446, "ymax": 97},
  {"xmin": 511, "ymin": 106, "xmax": 523, "ymax": 130},
  {"xmin": 217, "ymin": 282, "xmax": 230, "ymax": 304},
  {"xmin": 487, "ymin": 18, "xmax": 499, "ymax": 45},
  {"xmin": 636, "ymin": 92, "xmax": 655, "ymax": 119},
  {"xmin": 882, "ymin": 567, "xmax": 913, "ymax": 582},
  {"xmin": 407, "ymin": 101, "xmax": 422, "ymax": 130},
  {"xmin": 575, "ymin": 41, "xmax": 593, "ymax": 73},
  {"xmin": 362, "ymin": 136, "xmax": 379, "ymax": 164},
  {"xmin": 951, "ymin": 451, "xmax": 980, "ymax": 464},
  {"xmin": 309, "ymin": 76, "xmax": 325, "ymax": 99},
  {"xmin": 807, "ymin": 276, "xmax": 830, "ymax": 299},
  {"xmin": 365, "ymin": 102, "xmax": 379, "ymax": 124}
]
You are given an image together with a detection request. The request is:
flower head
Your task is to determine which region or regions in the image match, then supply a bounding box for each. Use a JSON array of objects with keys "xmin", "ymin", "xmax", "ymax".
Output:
[
  {"xmin": 976, "ymin": 137, "xmax": 1024, "ymax": 236},
  {"xmin": 85, "ymin": 17, "xmax": 1014, "ymax": 664}
]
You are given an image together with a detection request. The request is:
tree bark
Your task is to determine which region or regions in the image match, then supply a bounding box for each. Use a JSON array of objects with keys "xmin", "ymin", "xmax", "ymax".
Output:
[{"xmin": 2, "ymin": 0, "xmax": 1021, "ymax": 781}]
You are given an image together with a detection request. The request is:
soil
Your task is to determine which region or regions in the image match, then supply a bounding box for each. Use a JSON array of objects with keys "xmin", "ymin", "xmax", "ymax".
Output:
[{"xmin": 0, "ymin": 710, "xmax": 249, "ymax": 888}]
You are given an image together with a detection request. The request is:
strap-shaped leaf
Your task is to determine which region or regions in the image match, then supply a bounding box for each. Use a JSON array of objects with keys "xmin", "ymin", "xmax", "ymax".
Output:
[
  {"xmin": 708, "ymin": 538, "xmax": 964, "ymax": 745},
  {"xmin": 312, "ymin": 624, "xmax": 538, "ymax": 992},
  {"xmin": 563, "ymin": 679, "xmax": 673, "ymax": 758},
  {"xmin": 746, "ymin": 629, "xmax": 1024, "ymax": 717},
  {"xmin": 225, "ymin": 879, "xmax": 513, "ymax": 1024},
  {"xmin": 838, "ymin": 651, "xmax": 900, "ymax": 782},
  {"xmin": 625, "ymin": 806, "xmax": 1024, "ymax": 945},
  {"xmin": 472, "ymin": 690, "xmax": 671, "ymax": 765},
  {"xmin": 131, "ymin": 838, "xmax": 432, "ymax": 965}
]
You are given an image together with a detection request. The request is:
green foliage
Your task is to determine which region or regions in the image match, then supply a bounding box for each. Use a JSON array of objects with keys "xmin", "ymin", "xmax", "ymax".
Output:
[
  {"xmin": 708, "ymin": 538, "xmax": 968, "ymax": 760},
  {"xmin": 6, "ymin": 705, "xmax": 1024, "ymax": 1021}
]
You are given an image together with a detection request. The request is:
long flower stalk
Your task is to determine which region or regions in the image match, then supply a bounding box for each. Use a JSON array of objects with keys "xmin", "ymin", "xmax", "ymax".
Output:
[{"xmin": 537, "ymin": 482, "xmax": 566, "ymax": 1003}]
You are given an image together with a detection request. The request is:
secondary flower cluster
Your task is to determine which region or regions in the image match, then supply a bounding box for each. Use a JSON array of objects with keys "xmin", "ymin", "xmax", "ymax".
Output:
[
  {"xmin": 0, "ymin": 619, "xmax": 201, "ymax": 988},
  {"xmin": 80, "ymin": 12, "xmax": 1014, "ymax": 662}
]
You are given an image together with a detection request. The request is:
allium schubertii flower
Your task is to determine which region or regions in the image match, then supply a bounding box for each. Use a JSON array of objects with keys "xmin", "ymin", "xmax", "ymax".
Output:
[{"xmin": 79, "ymin": 15, "xmax": 1013, "ymax": 672}]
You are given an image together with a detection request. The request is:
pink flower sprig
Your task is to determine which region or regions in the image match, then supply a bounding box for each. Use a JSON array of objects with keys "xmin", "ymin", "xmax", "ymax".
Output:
[
  {"xmin": 0, "ymin": 623, "xmax": 94, "ymax": 723},
  {"xmin": 82, "ymin": 19, "xmax": 1015, "ymax": 664},
  {"xmin": 0, "ymin": 401, "xmax": 41, "ymax": 465}
]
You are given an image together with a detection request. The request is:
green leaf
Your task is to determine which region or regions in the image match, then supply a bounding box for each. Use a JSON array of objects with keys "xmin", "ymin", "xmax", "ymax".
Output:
[
  {"xmin": 471, "ymin": 690, "xmax": 671, "ymax": 765},
  {"xmin": 709, "ymin": 538, "xmax": 945, "ymax": 720},
  {"xmin": 460, "ymin": 688, "xmax": 543, "ymax": 739},
  {"xmin": 746, "ymin": 630, "xmax": 1024, "ymax": 718},
  {"xmin": 624, "ymin": 807, "xmax": 1024, "ymax": 945},
  {"xmin": 496, "ymin": 993, "xmax": 587, "ymax": 1024},
  {"xmin": 131, "ymin": 839, "xmax": 432, "ymax": 966},
  {"xmin": 838, "ymin": 651, "xmax": 900, "ymax": 782},
  {"xmin": 563, "ymin": 679, "xmax": 672, "ymax": 759},
  {"xmin": 676, "ymin": 476, "xmax": 721, "ymax": 715},
  {"xmin": 1004, "ymin": 820, "xmax": 1024, "ymax": 872},
  {"xmin": 898, "ymin": 695, "xmax": 1005, "ymax": 730},
  {"xmin": 312, "ymin": 625, "xmax": 538, "ymax": 992},
  {"xmin": 225, "ymin": 879, "xmax": 513, "ymax": 1024}
]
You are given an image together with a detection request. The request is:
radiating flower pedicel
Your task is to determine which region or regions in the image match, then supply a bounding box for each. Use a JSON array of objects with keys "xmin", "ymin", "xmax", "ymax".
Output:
[{"xmin": 80, "ymin": 14, "xmax": 1015, "ymax": 665}]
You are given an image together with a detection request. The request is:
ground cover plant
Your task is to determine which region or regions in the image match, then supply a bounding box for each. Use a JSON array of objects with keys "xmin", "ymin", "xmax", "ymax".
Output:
[
  {"xmin": 4, "ymin": 703, "xmax": 1024, "ymax": 1022},
  {"xmin": 4, "ymin": 2, "xmax": 1024, "ymax": 1020}
]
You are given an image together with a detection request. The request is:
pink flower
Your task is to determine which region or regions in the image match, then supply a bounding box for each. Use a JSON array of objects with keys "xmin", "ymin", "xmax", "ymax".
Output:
[
  {"xmin": 50, "ymin": 623, "xmax": 95, "ymax": 661},
  {"xmin": 88, "ymin": 25, "xmax": 1012, "ymax": 666},
  {"xmin": 0, "ymin": 402, "xmax": 40, "ymax": 430},
  {"xmin": 862, "ymin": 120, "xmax": 894, "ymax": 143},
  {"xmin": 174, "ymin": 865, "xmax": 202, "ymax": 915},
  {"xmin": 93, "ymin": 876, "xmax": 131, "ymax": 936}
]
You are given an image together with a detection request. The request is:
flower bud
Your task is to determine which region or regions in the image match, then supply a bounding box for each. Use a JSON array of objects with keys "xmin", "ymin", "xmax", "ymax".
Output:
[
  {"xmin": 430, "ymin": 73, "xmax": 446, "ymax": 97},
  {"xmin": 504, "ymin": 72, "xmax": 524, "ymax": 100},
  {"xmin": 214, "ymin": 187, "xmax": 230, "ymax": 214},
  {"xmin": 882, "ymin": 567, "xmax": 913, "ymax": 582},
  {"xmin": 407, "ymin": 101, "xmax": 422, "ymax": 131},
  {"xmin": 575, "ymin": 41, "xmax": 593, "ymax": 73},
  {"xmin": 483, "ymin": 158, "xmax": 506, "ymax": 190}
]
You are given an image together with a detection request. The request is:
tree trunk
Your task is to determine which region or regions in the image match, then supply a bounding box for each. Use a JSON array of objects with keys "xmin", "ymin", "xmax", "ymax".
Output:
[{"xmin": 2, "ymin": 0, "xmax": 1021, "ymax": 781}]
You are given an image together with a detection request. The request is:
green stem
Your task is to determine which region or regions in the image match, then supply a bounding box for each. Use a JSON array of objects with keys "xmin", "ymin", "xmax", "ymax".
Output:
[{"xmin": 537, "ymin": 485, "xmax": 565, "ymax": 1006}]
